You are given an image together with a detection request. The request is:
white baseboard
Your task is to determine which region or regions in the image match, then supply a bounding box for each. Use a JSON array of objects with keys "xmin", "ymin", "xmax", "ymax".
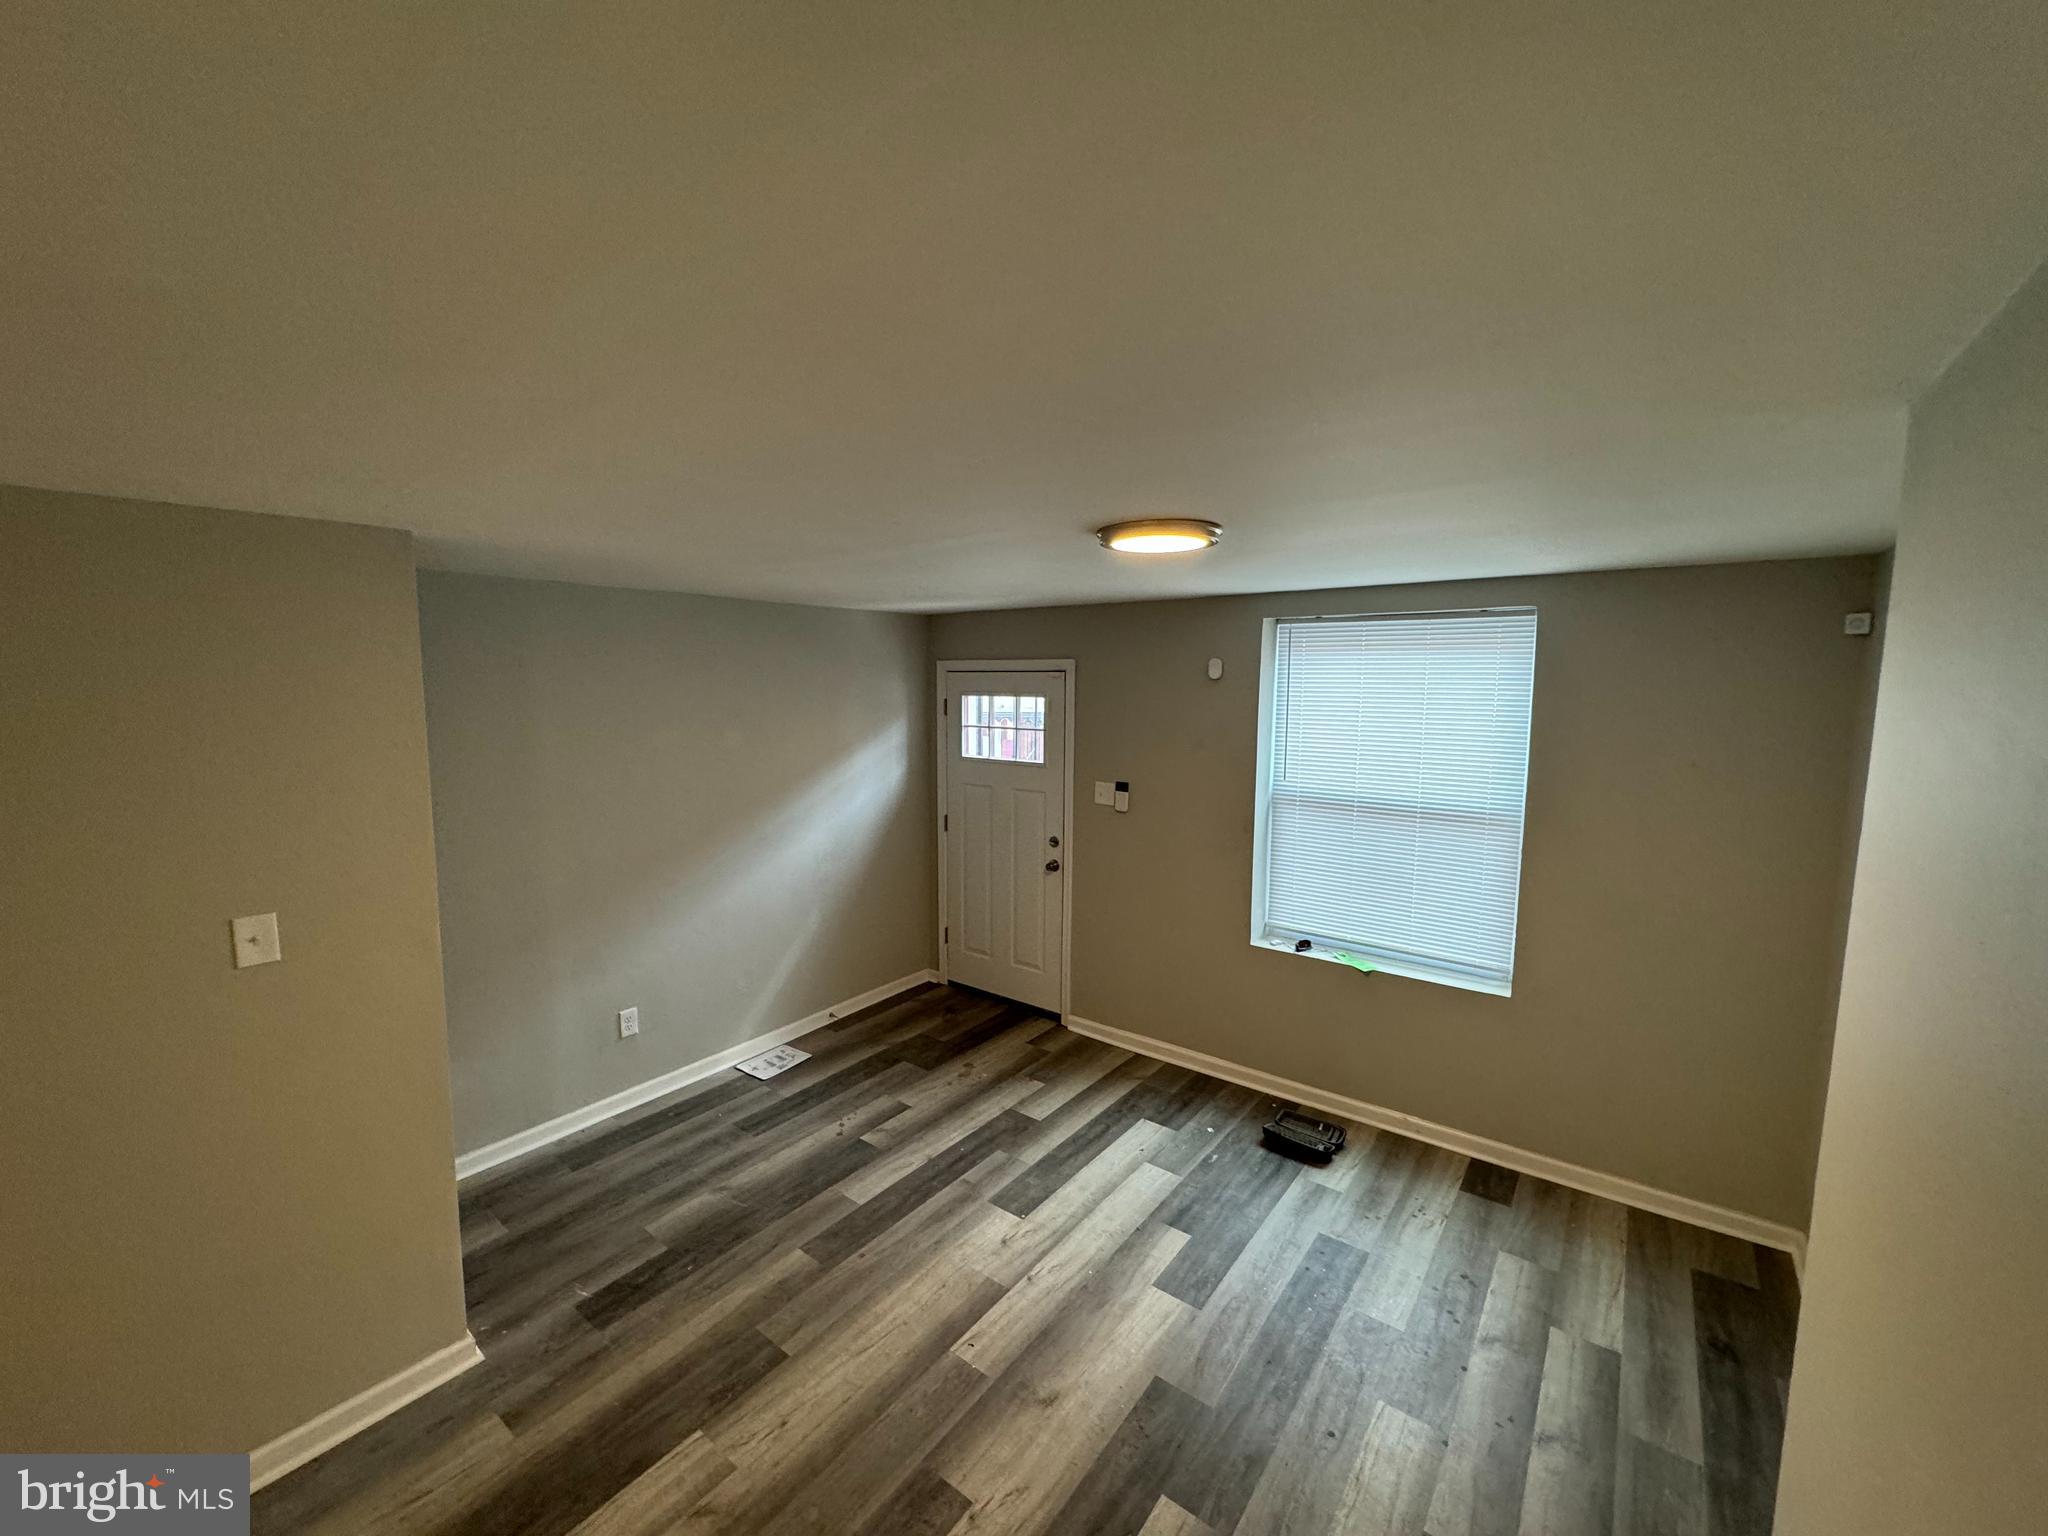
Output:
[
  {"xmin": 1066, "ymin": 1014, "xmax": 1808, "ymax": 1280},
  {"xmin": 250, "ymin": 1333, "xmax": 483, "ymax": 1492},
  {"xmin": 454, "ymin": 969, "xmax": 940, "ymax": 1181}
]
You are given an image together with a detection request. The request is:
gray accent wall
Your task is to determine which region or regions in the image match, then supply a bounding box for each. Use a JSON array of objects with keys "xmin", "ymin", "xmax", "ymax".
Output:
[
  {"xmin": 418, "ymin": 571, "xmax": 935, "ymax": 1154},
  {"xmin": 932, "ymin": 555, "xmax": 1883, "ymax": 1230}
]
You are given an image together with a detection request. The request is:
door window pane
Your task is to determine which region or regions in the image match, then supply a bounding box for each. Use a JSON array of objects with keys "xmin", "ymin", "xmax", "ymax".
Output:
[{"xmin": 960, "ymin": 695, "xmax": 1046, "ymax": 763}]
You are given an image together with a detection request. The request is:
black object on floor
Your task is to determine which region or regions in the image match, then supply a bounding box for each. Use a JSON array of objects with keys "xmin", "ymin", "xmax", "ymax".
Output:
[{"xmin": 1261, "ymin": 1108, "xmax": 1347, "ymax": 1164}]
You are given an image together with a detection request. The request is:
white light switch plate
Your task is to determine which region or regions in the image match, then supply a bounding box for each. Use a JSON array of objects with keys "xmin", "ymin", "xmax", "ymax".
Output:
[
  {"xmin": 1094, "ymin": 781, "xmax": 1115, "ymax": 806},
  {"xmin": 618, "ymin": 1006, "xmax": 640, "ymax": 1039},
  {"xmin": 736, "ymin": 1044, "xmax": 810, "ymax": 1079},
  {"xmin": 232, "ymin": 913, "xmax": 281, "ymax": 968}
]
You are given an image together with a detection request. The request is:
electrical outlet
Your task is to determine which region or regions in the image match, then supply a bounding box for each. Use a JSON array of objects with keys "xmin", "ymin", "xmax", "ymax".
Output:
[
  {"xmin": 617, "ymin": 1006, "xmax": 639, "ymax": 1039},
  {"xmin": 1843, "ymin": 611, "xmax": 1874, "ymax": 636}
]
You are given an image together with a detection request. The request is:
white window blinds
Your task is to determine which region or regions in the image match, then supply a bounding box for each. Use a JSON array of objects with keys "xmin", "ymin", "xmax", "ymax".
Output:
[{"xmin": 1257, "ymin": 608, "xmax": 1537, "ymax": 994}]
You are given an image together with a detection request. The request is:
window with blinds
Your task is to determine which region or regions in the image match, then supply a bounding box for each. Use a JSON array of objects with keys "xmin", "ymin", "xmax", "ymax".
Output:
[{"xmin": 1252, "ymin": 608, "xmax": 1537, "ymax": 994}]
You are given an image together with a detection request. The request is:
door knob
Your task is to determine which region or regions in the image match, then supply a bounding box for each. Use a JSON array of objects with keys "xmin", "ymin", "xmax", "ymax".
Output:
[{"xmin": 1045, "ymin": 859, "xmax": 1061, "ymax": 872}]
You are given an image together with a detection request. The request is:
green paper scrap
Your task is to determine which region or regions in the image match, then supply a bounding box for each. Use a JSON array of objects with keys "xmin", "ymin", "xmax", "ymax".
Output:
[{"xmin": 1329, "ymin": 951, "xmax": 1379, "ymax": 975}]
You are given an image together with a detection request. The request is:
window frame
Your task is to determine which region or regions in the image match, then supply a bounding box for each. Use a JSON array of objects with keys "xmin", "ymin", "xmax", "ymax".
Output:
[
  {"xmin": 958, "ymin": 692, "xmax": 1049, "ymax": 764},
  {"xmin": 1249, "ymin": 606, "xmax": 1536, "ymax": 998}
]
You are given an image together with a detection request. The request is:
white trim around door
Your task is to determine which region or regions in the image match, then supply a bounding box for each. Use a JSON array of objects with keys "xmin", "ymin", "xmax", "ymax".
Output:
[{"xmin": 935, "ymin": 658, "xmax": 1076, "ymax": 1019}]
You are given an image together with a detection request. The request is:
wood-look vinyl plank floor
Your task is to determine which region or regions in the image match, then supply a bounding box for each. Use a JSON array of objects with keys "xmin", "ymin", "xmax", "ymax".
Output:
[{"xmin": 254, "ymin": 982, "xmax": 1800, "ymax": 1536}]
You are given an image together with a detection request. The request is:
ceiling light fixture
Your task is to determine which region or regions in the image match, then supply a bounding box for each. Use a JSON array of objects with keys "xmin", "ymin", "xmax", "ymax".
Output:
[{"xmin": 1096, "ymin": 518, "xmax": 1222, "ymax": 554}]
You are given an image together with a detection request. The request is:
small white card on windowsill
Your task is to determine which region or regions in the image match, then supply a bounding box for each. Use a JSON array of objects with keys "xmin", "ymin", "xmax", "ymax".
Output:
[{"xmin": 735, "ymin": 1044, "xmax": 811, "ymax": 1079}]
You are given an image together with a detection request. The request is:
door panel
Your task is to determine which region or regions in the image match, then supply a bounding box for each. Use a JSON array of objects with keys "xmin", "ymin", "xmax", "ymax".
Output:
[
  {"xmin": 1009, "ymin": 784, "xmax": 1048, "ymax": 970},
  {"xmin": 958, "ymin": 781, "xmax": 994, "ymax": 960},
  {"xmin": 944, "ymin": 669, "xmax": 1065, "ymax": 1012}
]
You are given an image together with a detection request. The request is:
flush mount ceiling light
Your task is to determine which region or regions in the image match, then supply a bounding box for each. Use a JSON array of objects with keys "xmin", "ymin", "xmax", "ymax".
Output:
[{"xmin": 1096, "ymin": 518, "xmax": 1223, "ymax": 554}]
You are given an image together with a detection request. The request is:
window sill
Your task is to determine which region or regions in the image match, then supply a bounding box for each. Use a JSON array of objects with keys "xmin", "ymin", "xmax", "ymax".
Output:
[{"xmin": 1252, "ymin": 937, "xmax": 1512, "ymax": 998}]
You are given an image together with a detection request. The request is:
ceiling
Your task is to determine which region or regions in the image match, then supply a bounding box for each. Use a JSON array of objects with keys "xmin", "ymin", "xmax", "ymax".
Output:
[{"xmin": 4, "ymin": 2, "xmax": 2044, "ymax": 612}]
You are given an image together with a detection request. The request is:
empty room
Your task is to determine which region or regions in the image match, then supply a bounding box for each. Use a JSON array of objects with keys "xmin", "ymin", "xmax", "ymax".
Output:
[{"xmin": 3, "ymin": 5, "xmax": 2044, "ymax": 1535}]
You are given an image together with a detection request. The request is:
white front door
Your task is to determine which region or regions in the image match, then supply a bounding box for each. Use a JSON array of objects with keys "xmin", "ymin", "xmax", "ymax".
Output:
[{"xmin": 943, "ymin": 669, "xmax": 1066, "ymax": 1012}]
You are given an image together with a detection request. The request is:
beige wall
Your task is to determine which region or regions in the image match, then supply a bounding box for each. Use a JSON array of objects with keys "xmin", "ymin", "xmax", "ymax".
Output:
[
  {"xmin": 1799, "ymin": 549, "xmax": 1891, "ymax": 1202},
  {"xmin": 0, "ymin": 488, "xmax": 468, "ymax": 1451},
  {"xmin": 933, "ymin": 555, "xmax": 1881, "ymax": 1229},
  {"xmin": 1775, "ymin": 265, "xmax": 2048, "ymax": 1530},
  {"xmin": 419, "ymin": 572, "xmax": 934, "ymax": 1154}
]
